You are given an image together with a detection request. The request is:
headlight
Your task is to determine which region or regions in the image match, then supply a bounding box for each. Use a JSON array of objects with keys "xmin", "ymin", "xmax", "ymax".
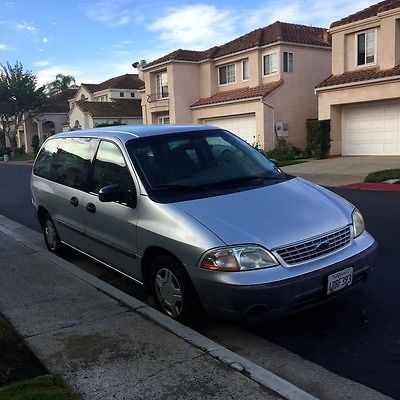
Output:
[
  {"xmin": 200, "ymin": 245, "xmax": 279, "ymax": 271},
  {"xmin": 352, "ymin": 209, "xmax": 365, "ymax": 238}
]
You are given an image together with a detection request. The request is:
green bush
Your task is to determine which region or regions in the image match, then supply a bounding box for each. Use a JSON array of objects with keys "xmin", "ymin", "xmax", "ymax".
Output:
[
  {"xmin": 31, "ymin": 135, "xmax": 40, "ymax": 154},
  {"xmin": 306, "ymin": 119, "xmax": 331, "ymax": 159},
  {"xmin": 94, "ymin": 120, "xmax": 127, "ymax": 128},
  {"xmin": 264, "ymin": 138, "xmax": 304, "ymax": 161},
  {"xmin": 14, "ymin": 145, "xmax": 25, "ymax": 155}
]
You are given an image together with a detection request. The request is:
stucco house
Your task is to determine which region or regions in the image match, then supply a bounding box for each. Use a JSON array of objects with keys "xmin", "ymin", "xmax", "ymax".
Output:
[
  {"xmin": 66, "ymin": 74, "xmax": 143, "ymax": 131},
  {"xmin": 19, "ymin": 88, "xmax": 78, "ymax": 152},
  {"xmin": 19, "ymin": 74, "xmax": 143, "ymax": 152},
  {"xmin": 316, "ymin": 0, "xmax": 400, "ymax": 155},
  {"xmin": 141, "ymin": 21, "xmax": 332, "ymax": 150}
]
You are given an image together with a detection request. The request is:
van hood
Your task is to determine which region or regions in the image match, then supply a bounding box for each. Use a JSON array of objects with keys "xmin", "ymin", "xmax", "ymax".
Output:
[{"xmin": 174, "ymin": 178, "xmax": 353, "ymax": 250}]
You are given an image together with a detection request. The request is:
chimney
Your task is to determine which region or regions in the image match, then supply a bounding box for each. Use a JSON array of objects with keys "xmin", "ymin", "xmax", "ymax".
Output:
[
  {"xmin": 323, "ymin": 30, "xmax": 330, "ymax": 44},
  {"xmin": 132, "ymin": 60, "xmax": 147, "ymax": 81}
]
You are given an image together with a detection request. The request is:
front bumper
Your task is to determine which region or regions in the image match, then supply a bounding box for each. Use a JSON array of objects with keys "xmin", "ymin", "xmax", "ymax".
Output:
[{"xmin": 190, "ymin": 234, "xmax": 377, "ymax": 322}]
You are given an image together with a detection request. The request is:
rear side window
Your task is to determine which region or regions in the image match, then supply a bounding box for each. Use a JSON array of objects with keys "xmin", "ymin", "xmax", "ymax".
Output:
[
  {"xmin": 90, "ymin": 141, "xmax": 134, "ymax": 194},
  {"xmin": 33, "ymin": 137, "xmax": 98, "ymax": 190},
  {"xmin": 33, "ymin": 139, "xmax": 59, "ymax": 179}
]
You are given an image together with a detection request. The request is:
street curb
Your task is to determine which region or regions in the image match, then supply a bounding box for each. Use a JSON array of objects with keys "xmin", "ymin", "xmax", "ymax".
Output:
[
  {"xmin": 342, "ymin": 182, "xmax": 400, "ymax": 192},
  {"xmin": 0, "ymin": 216, "xmax": 317, "ymax": 400}
]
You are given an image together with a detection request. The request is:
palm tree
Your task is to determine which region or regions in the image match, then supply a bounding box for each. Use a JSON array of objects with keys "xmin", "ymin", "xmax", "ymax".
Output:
[{"xmin": 46, "ymin": 74, "xmax": 76, "ymax": 96}]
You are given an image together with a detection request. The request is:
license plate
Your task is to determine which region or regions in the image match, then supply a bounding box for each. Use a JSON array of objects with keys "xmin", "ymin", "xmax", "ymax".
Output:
[{"xmin": 327, "ymin": 267, "xmax": 353, "ymax": 295}]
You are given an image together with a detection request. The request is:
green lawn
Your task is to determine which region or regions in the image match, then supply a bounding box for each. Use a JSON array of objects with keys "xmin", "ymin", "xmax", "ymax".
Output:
[
  {"xmin": 0, "ymin": 375, "xmax": 81, "ymax": 400},
  {"xmin": 364, "ymin": 169, "xmax": 400, "ymax": 184},
  {"xmin": 10, "ymin": 153, "xmax": 36, "ymax": 162},
  {"xmin": 0, "ymin": 315, "xmax": 81, "ymax": 399}
]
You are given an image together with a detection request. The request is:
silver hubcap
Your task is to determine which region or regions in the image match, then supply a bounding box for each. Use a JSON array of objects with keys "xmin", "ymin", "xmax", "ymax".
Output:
[
  {"xmin": 45, "ymin": 220, "xmax": 57, "ymax": 251},
  {"xmin": 155, "ymin": 268, "xmax": 183, "ymax": 318}
]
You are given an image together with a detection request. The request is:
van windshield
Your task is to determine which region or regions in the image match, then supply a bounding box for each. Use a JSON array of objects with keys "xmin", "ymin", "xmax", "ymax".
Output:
[{"xmin": 125, "ymin": 129, "xmax": 290, "ymax": 202}]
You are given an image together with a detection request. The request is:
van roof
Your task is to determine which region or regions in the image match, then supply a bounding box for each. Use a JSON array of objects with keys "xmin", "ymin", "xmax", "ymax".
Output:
[{"xmin": 53, "ymin": 124, "xmax": 218, "ymax": 143}]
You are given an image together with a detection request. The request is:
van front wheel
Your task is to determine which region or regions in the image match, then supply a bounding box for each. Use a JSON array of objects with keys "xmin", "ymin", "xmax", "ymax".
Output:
[
  {"xmin": 151, "ymin": 255, "xmax": 195, "ymax": 322},
  {"xmin": 42, "ymin": 215, "xmax": 64, "ymax": 255}
]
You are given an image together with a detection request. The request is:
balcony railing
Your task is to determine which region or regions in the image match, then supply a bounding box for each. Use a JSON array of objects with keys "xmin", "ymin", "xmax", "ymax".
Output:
[{"xmin": 147, "ymin": 90, "xmax": 169, "ymax": 103}]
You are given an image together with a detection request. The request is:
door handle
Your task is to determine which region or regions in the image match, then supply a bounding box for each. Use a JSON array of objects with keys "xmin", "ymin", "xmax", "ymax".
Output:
[
  {"xmin": 86, "ymin": 203, "xmax": 96, "ymax": 214},
  {"xmin": 70, "ymin": 197, "xmax": 79, "ymax": 207}
]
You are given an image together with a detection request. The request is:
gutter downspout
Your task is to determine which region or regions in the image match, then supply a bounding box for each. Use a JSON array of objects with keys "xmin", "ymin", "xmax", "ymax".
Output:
[{"xmin": 262, "ymin": 99, "xmax": 276, "ymax": 148}]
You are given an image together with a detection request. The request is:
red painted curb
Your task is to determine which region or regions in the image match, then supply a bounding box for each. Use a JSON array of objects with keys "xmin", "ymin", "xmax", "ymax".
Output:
[{"xmin": 343, "ymin": 182, "xmax": 400, "ymax": 192}]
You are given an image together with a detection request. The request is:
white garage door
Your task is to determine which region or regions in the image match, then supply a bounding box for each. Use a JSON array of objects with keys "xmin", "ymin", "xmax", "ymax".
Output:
[
  {"xmin": 343, "ymin": 102, "xmax": 400, "ymax": 155},
  {"xmin": 203, "ymin": 114, "xmax": 256, "ymax": 144}
]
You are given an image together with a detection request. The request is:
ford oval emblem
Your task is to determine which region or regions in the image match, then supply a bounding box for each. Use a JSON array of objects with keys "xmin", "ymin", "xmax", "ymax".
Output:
[{"xmin": 316, "ymin": 241, "xmax": 330, "ymax": 251}]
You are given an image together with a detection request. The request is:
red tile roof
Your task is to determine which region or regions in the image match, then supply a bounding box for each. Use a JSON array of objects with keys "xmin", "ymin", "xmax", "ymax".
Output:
[
  {"xmin": 81, "ymin": 74, "xmax": 144, "ymax": 93},
  {"xmin": 330, "ymin": 0, "xmax": 400, "ymax": 28},
  {"xmin": 145, "ymin": 21, "xmax": 330, "ymax": 69},
  {"xmin": 43, "ymin": 88, "xmax": 78, "ymax": 113},
  {"xmin": 75, "ymin": 99, "xmax": 142, "ymax": 118},
  {"xmin": 191, "ymin": 80, "xmax": 284, "ymax": 107},
  {"xmin": 316, "ymin": 64, "xmax": 400, "ymax": 88}
]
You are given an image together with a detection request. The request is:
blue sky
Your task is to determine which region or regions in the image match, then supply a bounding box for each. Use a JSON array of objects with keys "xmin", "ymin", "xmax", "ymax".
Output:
[{"xmin": 0, "ymin": 0, "xmax": 377, "ymax": 86}]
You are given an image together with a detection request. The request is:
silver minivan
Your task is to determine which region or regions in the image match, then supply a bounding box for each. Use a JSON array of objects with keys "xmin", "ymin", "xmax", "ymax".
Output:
[{"xmin": 31, "ymin": 125, "xmax": 377, "ymax": 322}]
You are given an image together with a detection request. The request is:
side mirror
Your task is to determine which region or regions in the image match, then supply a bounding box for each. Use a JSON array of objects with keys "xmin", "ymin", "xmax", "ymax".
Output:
[{"xmin": 99, "ymin": 184, "xmax": 137, "ymax": 208}]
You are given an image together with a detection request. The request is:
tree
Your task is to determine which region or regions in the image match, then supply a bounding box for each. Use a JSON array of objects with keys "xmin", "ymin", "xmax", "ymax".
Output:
[
  {"xmin": 46, "ymin": 73, "xmax": 76, "ymax": 96},
  {"xmin": 0, "ymin": 61, "xmax": 47, "ymax": 155}
]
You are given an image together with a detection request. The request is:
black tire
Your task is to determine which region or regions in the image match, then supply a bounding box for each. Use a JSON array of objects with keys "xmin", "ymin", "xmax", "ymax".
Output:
[
  {"xmin": 42, "ymin": 214, "xmax": 64, "ymax": 255},
  {"xmin": 151, "ymin": 254, "xmax": 199, "ymax": 322}
]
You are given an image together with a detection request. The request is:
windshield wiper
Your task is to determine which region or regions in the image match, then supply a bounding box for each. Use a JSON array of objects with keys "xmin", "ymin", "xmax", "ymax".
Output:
[
  {"xmin": 151, "ymin": 184, "xmax": 206, "ymax": 192},
  {"xmin": 209, "ymin": 174, "xmax": 284, "ymax": 188}
]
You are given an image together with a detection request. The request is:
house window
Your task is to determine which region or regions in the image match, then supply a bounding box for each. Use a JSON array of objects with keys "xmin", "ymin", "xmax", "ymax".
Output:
[
  {"xmin": 158, "ymin": 115, "xmax": 170, "ymax": 124},
  {"xmin": 120, "ymin": 92, "xmax": 125, "ymax": 97},
  {"xmin": 95, "ymin": 95, "xmax": 108, "ymax": 102},
  {"xmin": 155, "ymin": 71, "xmax": 168, "ymax": 99},
  {"xmin": 242, "ymin": 59, "xmax": 249, "ymax": 80},
  {"xmin": 263, "ymin": 52, "xmax": 278, "ymax": 75},
  {"xmin": 357, "ymin": 30, "xmax": 376, "ymax": 66},
  {"xmin": 283, "ymin": 52, "xmax": 293, "ymax": 72},
  {"xmin": 218, "ymin": 64, "xmax": 236, "ymax": 85},
  {"xmin": 130, "ymin": 92, "xmax": 135, "ymax": 98}
]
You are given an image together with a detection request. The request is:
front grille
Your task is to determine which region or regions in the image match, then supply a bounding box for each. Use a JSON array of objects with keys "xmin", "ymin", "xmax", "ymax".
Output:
[{"xmin": 274, "ymin": 226, "xmax": 352, "ymax": 266}]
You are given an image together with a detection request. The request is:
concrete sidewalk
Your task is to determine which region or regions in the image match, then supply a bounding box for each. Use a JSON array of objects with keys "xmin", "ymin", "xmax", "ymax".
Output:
[
  {"xmin": 0, "ymin": 216, "xmax": 317, "ymax": 400},
  {"xmin": 282, "ymin": 156, "xmax": 400, "ymax": 187}
]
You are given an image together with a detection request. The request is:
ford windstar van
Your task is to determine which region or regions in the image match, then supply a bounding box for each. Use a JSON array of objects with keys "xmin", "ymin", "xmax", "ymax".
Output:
[{"xmin": 31, "ymin": 125, "xmax": 377, "ymax": 322}]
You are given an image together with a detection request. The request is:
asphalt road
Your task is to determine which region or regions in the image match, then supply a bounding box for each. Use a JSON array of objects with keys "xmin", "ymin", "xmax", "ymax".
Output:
[{"xmin": 1, "ymin": 163, "xmax": 399, "ymax": 398}]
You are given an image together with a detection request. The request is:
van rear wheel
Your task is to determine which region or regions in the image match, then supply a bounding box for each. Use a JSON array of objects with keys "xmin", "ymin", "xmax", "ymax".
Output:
[
  {"xmin": 151, "ymin": 255, "xmax": 197, "ymax": 322},
  {"xmin": 42, "ymin": 214, "xmax": 64, "ymax": 255}
]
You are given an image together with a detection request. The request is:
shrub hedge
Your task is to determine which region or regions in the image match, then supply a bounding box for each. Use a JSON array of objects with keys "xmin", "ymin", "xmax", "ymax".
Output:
[{"xmin": 306, "ymin": 119, "xmax": 331, "ymax": 159}]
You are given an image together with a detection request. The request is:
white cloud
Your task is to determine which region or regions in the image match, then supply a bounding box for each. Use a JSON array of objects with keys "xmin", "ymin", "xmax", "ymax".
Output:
[
  {"xmin": 33, "ymin": 62, "xmax": 134, "ymax": 87},
  {"xmin": 33, "ymin": 59, "xmax": 53, "ymax": 67},
  {"xmin": 15, "ymin": 21, "xmax": 37, "ymax": 31},
  {"xmin": 149, "ymin": 4, "xmax": 239, "ymax": 50},
  {"xmin": 42, "ymin": 37, "xmax": 49, "ymax": 43},
  {"xmin": 111, "ymin": 62, "xmax": 138, "ymax": 76},
  {"xmin": 245, "ymin": 0, "xmax": 378, "ymax": 29},
  {"xmin": 35, "ymin": 65, "xmax": 82, "ymax": 86},
  {"xmin": 0, "ymin": 43, "xmax": 9, "ymax": 51},
  {"xmin": 86, "ymin": 0, "xmax": 132, "ymax": 27}
]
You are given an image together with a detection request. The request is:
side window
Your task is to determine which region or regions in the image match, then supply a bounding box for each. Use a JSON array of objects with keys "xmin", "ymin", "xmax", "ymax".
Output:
[
  {"xmin": 33, "ymin": 139, "xmax": 60, "ymax": 179},
  {"xmin": 51, "ymin": 138, "xmax": 98, "ymax": 190},
  {"xmin": 90, "ymin": 141, "xmax": 134, "ymax": 194}
]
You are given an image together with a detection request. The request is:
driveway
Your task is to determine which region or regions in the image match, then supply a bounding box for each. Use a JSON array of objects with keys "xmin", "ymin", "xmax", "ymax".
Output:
[{"xmin": 282, "ymin": 156, "xmax": 400, "ymax": 186}]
